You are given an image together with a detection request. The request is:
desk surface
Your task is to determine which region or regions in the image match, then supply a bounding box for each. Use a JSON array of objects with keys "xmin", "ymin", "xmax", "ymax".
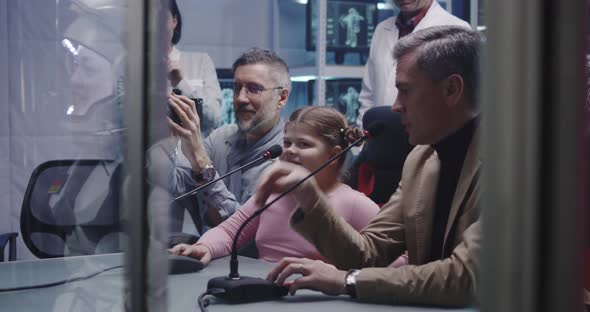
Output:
[{"xmin": 0, "ymin": 254, "xmax": 476, "ymax": 311}]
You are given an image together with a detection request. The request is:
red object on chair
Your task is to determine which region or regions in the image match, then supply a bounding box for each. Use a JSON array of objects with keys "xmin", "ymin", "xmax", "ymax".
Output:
[
  {"xmin": 347, "ymin": 107, "xmax": 413, "ymax": 207},
  {"xmin": 357, "ymin": 163, "xmax": 375, "ymax": 198}
]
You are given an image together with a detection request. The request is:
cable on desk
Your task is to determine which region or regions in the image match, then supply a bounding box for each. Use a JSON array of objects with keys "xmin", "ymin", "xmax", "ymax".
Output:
[
  {"xmin": 0, "ymin": 265, "xmax": 124, "ymax": 292},
  {"xmin": 197, "ymin": 288, "xmax": 225, "ymax": 312}
]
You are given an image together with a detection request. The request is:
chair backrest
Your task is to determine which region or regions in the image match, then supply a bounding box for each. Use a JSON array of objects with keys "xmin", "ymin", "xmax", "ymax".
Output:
[
  {"xmin": 20, "ymin": 159, "xmax": 124, "ymax": 258},
  {"xmin": 349, "ymin": 107, "xmax": 414, "ymax": 205}
]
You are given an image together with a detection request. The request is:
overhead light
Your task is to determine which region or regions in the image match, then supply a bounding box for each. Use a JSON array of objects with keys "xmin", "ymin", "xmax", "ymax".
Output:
[
  {"xmin": 296, "ymin": 0, "xmax": 390, "ymax": 8},
  {"xmin": 66, "ymin": 105, "xmax": 75, "ymax": 115},
  {"xmin": 291, "ymin": 76, "xmax": 362, "ymax": 82},
  {"xmin": 291, "ymin": 75, "xmax": 316, "ymax": 82},
  {"xmin": 377, "ymin": 2, "xmax": 393, "ymax": 10},
  {"xmin": 61, "ymin": 39, "xmax": 80, "ymax": 56}
]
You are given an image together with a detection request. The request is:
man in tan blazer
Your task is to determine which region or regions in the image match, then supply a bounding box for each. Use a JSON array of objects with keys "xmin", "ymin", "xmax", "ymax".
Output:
[{"xmin": 257, "ymin": 25, "xmax": 482, "ymax": 307}]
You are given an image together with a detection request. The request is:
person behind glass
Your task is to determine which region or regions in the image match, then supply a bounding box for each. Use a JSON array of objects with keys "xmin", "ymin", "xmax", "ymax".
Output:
[
  {"xmin": 169, "ymin": 106, "xmax": 379, "ymax": 264},
  {"xmin": 259, "ymin": 26, "xmax": 482, "ymax": 307},
  {"xmin": 62, "ymin": 0, "xmax": 127, "ymax": 158},
  {"xmin": 168, "ymin": 48, "xmax": 290, "ymax": 233},
  {"xmin": 167, "ymin": 0, "xmax": 221, "ymax": 137},
  {"xmin": 356, "ymin": 0, "xmax": 470, "ymax": 127},
  {"xmin": 48, "ymin": 0, "xmax": 128, "ymax": 257}
]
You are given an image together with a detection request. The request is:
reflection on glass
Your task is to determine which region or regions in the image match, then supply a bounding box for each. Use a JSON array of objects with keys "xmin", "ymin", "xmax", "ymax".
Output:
[
  {"xmin": 0, "ymin": 0, "xmax": 131, "ymax": 311},
  {"xmin": 25, "ymin": 160, "xmax": 124, "ymax": 258},
  {"xmin": 65, "ymin": 45, "xmax": 114, "ymax": 117},
  {"xmin": 61, "ymin": 2, "xmax": 126, "ymax": 141}
]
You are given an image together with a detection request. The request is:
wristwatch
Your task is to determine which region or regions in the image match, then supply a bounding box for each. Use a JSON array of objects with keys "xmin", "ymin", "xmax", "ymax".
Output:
[
  {"xmin": 344, "ymin": 269, "xmax": 360, "ymax": 298},
  {"xmin": 193, "ymin": 163, "xmax": 215, "ymax": 183}
]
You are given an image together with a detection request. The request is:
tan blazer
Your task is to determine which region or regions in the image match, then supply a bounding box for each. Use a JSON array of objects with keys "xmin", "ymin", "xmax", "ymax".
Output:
[{"xmin": 291, "ymin": 136, "xmax": 481, "ymax": 307}]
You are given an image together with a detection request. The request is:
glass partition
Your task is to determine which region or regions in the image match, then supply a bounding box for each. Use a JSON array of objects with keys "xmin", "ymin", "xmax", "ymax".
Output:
[
  {"xmin": 12, "ymin": 0, "xmax": 590, "ymax": 311},
  {"xmin": 0, "ymin": 0, "xmax": 132, "ymax": 309}
]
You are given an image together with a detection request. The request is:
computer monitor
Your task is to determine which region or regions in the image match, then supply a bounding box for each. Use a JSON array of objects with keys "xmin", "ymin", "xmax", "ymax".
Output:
[
  {"xmin": 306, "ymin": 0, "xmax": 378, "ymax": 53},
  {"xmin": 216, "ymin": 69, "xmax": 236, "ymax": 126},
  {"xmin": 308, "ymin": 78, "xmax": 362, "ymax": 125}
]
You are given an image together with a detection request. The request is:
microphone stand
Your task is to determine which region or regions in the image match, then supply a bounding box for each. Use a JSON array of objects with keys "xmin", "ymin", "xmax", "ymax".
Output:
[
  {"xmin": 206, "ymin": 132, "xmax": 372, "ymax": 303},
  {"xmin": 171, "ymin": 149, "xmax": 278, "ymax": 203}
]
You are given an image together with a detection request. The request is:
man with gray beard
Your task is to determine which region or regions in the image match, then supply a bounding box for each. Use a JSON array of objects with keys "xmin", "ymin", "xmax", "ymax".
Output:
[{"xmin": 168, "ymin": 48, "xmax": 290, "ymax": 233}]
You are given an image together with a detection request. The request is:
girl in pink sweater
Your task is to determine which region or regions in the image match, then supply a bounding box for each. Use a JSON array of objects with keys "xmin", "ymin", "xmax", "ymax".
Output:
[{"xmin": 169, "ymin": 106, "xmax": 379, "ymax": 264}]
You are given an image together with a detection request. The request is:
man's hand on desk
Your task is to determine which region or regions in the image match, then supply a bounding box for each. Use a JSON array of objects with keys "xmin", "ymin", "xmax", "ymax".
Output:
[
  {"xmin": 266, "ymin": 257, "xmax": 347, "ymax": 296},
  {"xmin": 168, "ymin": 243, "xmax": 212, "ymax": 265}
]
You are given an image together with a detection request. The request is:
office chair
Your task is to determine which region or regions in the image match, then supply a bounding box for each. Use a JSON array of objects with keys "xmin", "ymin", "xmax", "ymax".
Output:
[
  {"xmin": 349, "ymin": 107, "xmax": 414, "ymax": 206},
  {"xmin": 20, "ymin": 159, "xmax": 124, "ymax": 258}
]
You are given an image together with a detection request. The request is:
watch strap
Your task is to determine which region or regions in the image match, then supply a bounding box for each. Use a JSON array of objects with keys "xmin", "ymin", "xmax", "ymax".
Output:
[
  {"xmin": 344, "ymin": 269, "xmax": 360, "ymax": 299},
  {"xmin": 193, "ymin": 163, "xmax": 215, "ymax": 183}
]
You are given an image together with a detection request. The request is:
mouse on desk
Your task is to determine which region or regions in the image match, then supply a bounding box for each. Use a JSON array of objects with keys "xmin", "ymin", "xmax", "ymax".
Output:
[{"xmin": 168, "ymin": 254, "xmax": 205, "ymax": 274}]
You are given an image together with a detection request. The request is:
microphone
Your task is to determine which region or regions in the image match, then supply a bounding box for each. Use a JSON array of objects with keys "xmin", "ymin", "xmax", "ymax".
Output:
[
  {"xmin": 206, "ymin": 122, "xmax": 384, "ymax": 303},
  {"xmin": 171, "ymin": 144, "xmax": 283, "ymax": 202}
]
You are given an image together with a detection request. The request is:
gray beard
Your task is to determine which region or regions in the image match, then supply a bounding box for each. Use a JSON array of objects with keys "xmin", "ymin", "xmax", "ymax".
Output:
[
  {"xmin": 237, "ymin": 114, "xmax": 277, "ymax": 139},
  {"xmin": 237, "ymin": 117, "xmax": 255, "ymax": 132},
  {"xmin": 238, "ymin": 116, "xmax": 265, "ymax": 134}
]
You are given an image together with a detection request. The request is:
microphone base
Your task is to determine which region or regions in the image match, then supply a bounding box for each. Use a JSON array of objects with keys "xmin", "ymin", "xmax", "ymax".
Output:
[{"xmin": 206, "ymin": 276, "xmax": 289, "ymax": 303}]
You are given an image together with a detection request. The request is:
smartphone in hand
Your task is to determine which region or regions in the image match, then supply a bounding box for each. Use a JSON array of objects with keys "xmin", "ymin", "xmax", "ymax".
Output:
[
  {"xmin": 168, "ymin": 89, "xmax": 183, "ymax": 125},
  {"xmin": 168, "ymin": 89, "xmax": 203, "ymax": 126}
]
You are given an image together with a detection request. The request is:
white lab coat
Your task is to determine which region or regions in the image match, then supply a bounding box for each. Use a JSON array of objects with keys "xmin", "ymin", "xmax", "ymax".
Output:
[
  {"xmin": 169, "ymin": 47, "xmax": 222, "ymax": 137},
  {"xmin": 357, "ymin": 1, "xmax": 471, "ymax": 127}
]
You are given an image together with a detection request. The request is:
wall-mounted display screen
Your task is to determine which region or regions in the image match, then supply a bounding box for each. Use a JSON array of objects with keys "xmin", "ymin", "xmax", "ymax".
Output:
[
  {"xmin": 218, "ymin": 79, "xmax": 236, "ymax": 126},
  {"xmin": 308, "ymin": 78, "xmax": 362, "ymax": 125},
  {"xmin": 306, "ymin": 0, "xmax": 378, "ymax": 52},
  {"xmin": 217, "ymin": 69, "xmax": 236, "ymax": 126}
]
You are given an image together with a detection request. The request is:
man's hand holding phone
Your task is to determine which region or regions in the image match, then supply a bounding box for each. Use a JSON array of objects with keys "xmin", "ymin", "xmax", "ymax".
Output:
[
  {"xmin": 168, "ymin": 92, "xmax": 212, "ymax": 173},
  {"xmin": 168, "ymin": 89, "xmax": 203, "ymax": 126}
]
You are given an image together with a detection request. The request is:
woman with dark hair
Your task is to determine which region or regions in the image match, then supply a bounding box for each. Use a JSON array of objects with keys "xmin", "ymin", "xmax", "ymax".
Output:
[
  {"xmin": 168, "ymin": 0, "xmax": 182, "ymax": 46},
  {"xmin": 167, "ymin": 0, "xmax": 222, "ymax": 137}
]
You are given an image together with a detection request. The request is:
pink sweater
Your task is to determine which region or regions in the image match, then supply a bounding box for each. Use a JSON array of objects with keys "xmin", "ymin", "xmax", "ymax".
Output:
[{"xmin": 197, "ymin": 184, "xmax": 379, "ymax": 263}]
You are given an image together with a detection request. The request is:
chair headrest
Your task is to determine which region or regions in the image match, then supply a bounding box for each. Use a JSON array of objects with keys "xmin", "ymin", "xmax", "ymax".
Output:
[{"xmin": 361, "ymin": 106, "xmax": 412, "ymax": 165}]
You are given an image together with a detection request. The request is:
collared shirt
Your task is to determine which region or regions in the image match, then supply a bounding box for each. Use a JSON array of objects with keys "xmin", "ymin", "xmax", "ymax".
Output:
[
  {"xmin": 429, "ymin": 117, "xmax": 478, "ymax": 261},
  {"xmin": 171, "ymin": 119, "xmax": 286, "ymax": 234},
  {"xmin": 395, "ymin": 1, "xmax": 433, "ymax": 38}
]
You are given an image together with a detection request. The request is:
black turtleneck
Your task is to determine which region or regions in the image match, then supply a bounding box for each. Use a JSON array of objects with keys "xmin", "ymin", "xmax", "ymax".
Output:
[{"xmin": 429, "ymin": 118, "xmax": 477, "ymax": 261}]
